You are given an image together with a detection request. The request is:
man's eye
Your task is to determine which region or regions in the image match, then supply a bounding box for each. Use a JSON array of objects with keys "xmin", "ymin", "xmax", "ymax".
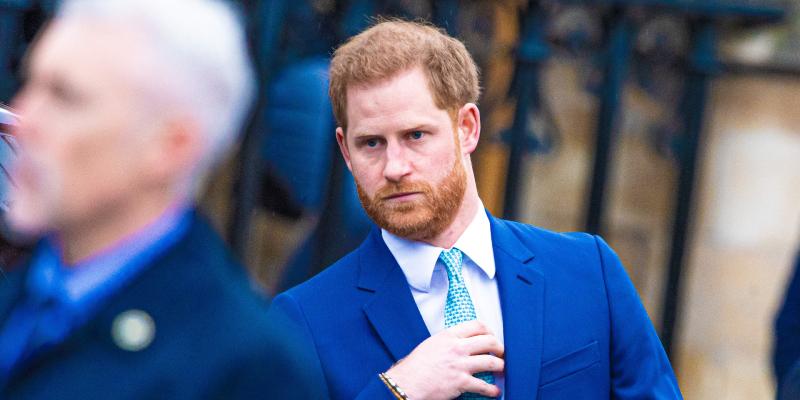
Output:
[
  {"xmin": 366, "ymin": 139, "xmax": 379, "ymax": 147},
  {"xmin": 49, "ymin": 81, "xmax": 82, "ymax": 106},
  {"xmin": 410, "ymin": 131, "xmax": 424, "ymax": 140}
]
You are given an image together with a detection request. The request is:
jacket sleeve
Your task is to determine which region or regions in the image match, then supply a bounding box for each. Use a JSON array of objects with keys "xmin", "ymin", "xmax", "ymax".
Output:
[
  {"xmin": 268, "ymin": 293, "xmax": 396, "ymax": 400},
  {"xmin": 354, "ymin": 376, "xmax": 400, "ymax": 400},
  {"xmin": 595, "ymin": 235, "xmax": 683, "ymax": 399}
]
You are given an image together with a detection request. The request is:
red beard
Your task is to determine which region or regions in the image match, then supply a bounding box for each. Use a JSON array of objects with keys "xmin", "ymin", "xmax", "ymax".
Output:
[{"xmin": 356, "ymin": 157, "xmax": 466, "ymax": 241}]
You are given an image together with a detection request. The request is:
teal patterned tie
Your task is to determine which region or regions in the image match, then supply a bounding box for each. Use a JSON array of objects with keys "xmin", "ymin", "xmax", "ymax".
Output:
[{"xmin": 440, "ymin": 248, "xmax": 496, "ymax": 400}]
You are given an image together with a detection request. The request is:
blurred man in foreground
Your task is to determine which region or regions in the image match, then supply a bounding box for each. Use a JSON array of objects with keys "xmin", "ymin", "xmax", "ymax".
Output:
[
  {"xmin": 0, "ymin": 0, "xmax": 322, "ymax": 398},
  {"xmin": 269, "ymin": 20, "xmax": 682, "ymax": 399}
]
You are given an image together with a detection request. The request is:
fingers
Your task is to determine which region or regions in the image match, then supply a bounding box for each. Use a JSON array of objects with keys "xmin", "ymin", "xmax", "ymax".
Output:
[
  {"xmin": 449, "ymin": 320, "xmax": 491, "ymax": 338},
  {"xmin": 461, "ymin": 334, "xmax": 505, "ymax": 358},
  {"xmin": 461, "ymin": 375, "xmax": 502, "ymax": 398},
  {"xmin": 463, "ymin": 354, "xmax": 504, "ymax": 374}
]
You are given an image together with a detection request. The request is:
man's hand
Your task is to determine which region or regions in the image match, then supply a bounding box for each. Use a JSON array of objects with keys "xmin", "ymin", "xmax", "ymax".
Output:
[{"xmin": 385, "ymin": 320, "xmax": 504, "ymax": 399}]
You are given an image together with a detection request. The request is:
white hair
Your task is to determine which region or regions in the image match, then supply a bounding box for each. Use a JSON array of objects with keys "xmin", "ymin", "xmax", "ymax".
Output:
[{"xmin": 57, "ymin": 0, "xmax": 255, "ymax": 184}]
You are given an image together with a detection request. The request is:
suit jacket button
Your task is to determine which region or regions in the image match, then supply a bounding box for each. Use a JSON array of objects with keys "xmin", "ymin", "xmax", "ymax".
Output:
[{"xmin": 111, "ymin": 309, "xmax": 156, "ymax": 352}]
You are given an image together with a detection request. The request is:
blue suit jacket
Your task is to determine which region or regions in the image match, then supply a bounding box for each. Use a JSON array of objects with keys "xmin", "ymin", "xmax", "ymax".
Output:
[
  {"xmin": 269, "ymin": 213, "xmax": 682, "ymax": 399},
  {"xmin": 0, "ymin": 212, "xmax": 324, "ymax": 399}
]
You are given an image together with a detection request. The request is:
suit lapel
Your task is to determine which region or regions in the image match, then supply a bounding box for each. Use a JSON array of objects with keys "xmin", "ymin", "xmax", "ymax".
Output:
[
  {"xmin": 490, "ymin": 215, "xmax": 544, "ymax": 400},
  {"xmin": 358, "ymin": 229, "xmax": 431, "ymax": 362}
]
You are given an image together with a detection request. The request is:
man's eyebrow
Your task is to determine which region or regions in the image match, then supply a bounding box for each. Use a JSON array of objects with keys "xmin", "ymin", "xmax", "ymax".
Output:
[
  {"xmin": 348, "ymin": 120, "xmax": 442, "ymax": 139},
  {"xmin": 349, "ymin": 130, "xmax": 377, "ymax": 138},
  {"xmin": 403, "ymin": 124, "xmax": 436, "ymax": 132}
]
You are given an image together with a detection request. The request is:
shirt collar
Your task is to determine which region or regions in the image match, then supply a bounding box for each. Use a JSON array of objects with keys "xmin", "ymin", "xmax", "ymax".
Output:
[
  {"xmin": 453, "ymin": 206, "xmax": 495, "ymax": 280},
  {"xmin": 37, "ymin": 203, "xmax": 192, "ymax": 306},
  {"xmin": 382, "ymin": 204, "xmax": 495, "ymax": 293}
]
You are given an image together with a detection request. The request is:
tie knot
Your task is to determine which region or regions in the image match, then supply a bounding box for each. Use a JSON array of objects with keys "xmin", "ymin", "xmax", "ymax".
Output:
[{"xmin": 439, "ymin": 248, "xmax": 464, "ymax": 277}]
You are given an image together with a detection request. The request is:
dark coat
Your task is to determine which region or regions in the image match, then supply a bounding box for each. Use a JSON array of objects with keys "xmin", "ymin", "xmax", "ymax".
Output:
[{"xmin": 0, "ymin": 212, "xmax": 325, "ymax": 399}]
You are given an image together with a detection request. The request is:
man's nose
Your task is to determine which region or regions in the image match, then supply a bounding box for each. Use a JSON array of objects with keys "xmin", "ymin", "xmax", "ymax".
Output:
[
  {"xmin": 9, "ymin": 89, "xmax": 38, "ymax": 144},
  {"xmin": 382, "ymin": 143, "xmax": 412, "ymax": 183}
]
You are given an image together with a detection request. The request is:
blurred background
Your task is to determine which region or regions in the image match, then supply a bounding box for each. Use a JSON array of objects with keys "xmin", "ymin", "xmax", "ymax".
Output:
[{"xmin": 1, "ymin": 0, "xmax": 799, "ymax": 398}]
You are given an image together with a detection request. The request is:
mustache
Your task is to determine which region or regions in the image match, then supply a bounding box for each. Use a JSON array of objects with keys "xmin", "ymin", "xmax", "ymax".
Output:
[{"xmin": 374, "ymin": 181, "xmax": 432, "ymax": 201}]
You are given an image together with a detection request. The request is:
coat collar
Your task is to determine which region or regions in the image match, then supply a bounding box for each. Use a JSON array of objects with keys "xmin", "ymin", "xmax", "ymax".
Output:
[{"xmin": 358, "ymin": 228, "xmax": 431, "ymax": 362}]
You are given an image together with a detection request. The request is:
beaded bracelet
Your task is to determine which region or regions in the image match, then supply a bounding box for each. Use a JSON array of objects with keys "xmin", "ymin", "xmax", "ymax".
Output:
[{"xmin": 379, "ymin": 372, "xmax": 410, "ymax": 400}]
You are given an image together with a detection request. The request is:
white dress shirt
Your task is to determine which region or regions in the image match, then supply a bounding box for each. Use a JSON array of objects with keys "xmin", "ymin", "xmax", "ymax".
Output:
[{"xmin": 382, "ymin": 204, "xmax": 506, "ymax": 397}]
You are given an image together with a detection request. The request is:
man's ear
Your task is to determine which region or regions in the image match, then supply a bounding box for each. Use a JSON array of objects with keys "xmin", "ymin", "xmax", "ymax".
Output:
[
  {"xmin": 457, "ymin": 103, "xmax": 480, "ymax": 155},
  {"xmin": 336, "ymin": 127, "xmax": 353, "ymax": 172},
  {"xmin": 144, "ymin": 117, "xmax": 202, "ymax": 183}
]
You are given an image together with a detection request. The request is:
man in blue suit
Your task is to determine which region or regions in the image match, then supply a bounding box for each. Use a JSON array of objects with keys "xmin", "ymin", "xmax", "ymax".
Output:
[
  {"xmin": 0, "ymin": 0, "xmax": 322, "ymax": 398},
  {"xmin": 269, "ymin": 20, "xmax": 682, "ymax": 399}
]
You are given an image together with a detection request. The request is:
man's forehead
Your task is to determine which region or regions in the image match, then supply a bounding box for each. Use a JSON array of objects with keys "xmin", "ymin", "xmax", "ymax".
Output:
[
  {"xmin": 345, "ymin": 71, "xmax": 451, "ymax": 135},
  {"xmin": 29, "ymin": 20, "xmax": 151, "ymax": 81},
  {"xmin": 346, "ymin": 88, "xmax": 445, "ymax": 133}
]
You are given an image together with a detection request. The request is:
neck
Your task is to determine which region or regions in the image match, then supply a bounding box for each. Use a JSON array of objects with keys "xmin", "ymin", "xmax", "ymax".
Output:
[
  {"xmin": 57, "ymin": 191, "xmax": 184, "ymax": 265},
  {"xmin": 421, "ymin": 180, "xmax": 481, "ymax": 249}
]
